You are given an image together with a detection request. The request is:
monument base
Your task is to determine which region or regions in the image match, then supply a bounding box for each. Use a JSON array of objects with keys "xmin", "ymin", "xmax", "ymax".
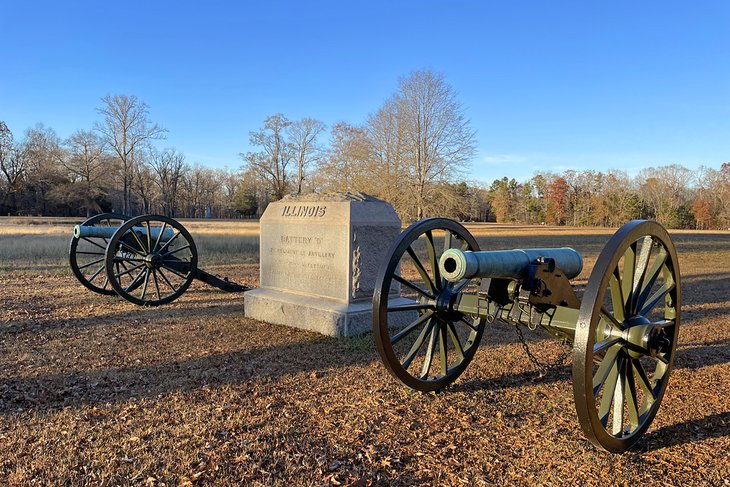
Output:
[{"xmin": 244, "ymin": 288, "xmax": 414, "ymax": 337}]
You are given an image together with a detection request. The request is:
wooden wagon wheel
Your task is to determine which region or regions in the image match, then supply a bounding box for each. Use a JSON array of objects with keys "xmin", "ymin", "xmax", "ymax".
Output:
[
  {"xmin": 105, "ymin": 214, "xmax": 198, "ymax": 306},
  {"xmin": 69, "ymin": 212, "xmax": 131, "ymax": 295},
  {"xmin": 572, "ymin": 220, "xmax": 680, "ymax": 452},
  {"xmin": 372, "ymin": 218, "xmax": 486, "ymax": 392}
]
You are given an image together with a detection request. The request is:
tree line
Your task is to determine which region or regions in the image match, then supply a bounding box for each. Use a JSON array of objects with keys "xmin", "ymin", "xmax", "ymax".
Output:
[
  {"xmin": 0, "ymin": 96, "xmax": 243, "ymax": 219},
  {"xmin": 1, "ymin": 69, "xmax": 728, "ymax": 229}
]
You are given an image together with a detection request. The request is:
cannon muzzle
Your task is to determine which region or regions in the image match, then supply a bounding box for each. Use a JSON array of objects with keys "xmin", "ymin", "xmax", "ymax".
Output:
[{"xmin": 439, "ymin": 247, "xmax": 583, "ymax": 282}]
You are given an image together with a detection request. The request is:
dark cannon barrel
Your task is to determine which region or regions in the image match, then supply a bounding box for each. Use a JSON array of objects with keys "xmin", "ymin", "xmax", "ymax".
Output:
[{"xmin": 439, "ymin": 247, "xmax": 583, "ymax": 282}]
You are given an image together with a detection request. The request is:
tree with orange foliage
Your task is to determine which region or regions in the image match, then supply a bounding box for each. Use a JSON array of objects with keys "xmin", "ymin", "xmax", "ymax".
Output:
[{"xmin": 546, "ymin": 176, "xmax": 570, "ymax": 225}]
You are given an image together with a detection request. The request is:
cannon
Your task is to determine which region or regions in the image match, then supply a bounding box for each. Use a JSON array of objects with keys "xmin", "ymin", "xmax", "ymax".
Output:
[
  {"xmin": 372, "ymin": 218, "xmax": 679, "ymax": 453},
  {"xmin": 69, "ymin": 213, "xmax": 248, "ymax": 306}
]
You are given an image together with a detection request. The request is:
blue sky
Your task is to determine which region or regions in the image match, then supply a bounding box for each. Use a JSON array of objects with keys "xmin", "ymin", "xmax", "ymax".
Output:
[{"xmin": 1, "ymin": 1, "xmax": 728, "ymax": 183}]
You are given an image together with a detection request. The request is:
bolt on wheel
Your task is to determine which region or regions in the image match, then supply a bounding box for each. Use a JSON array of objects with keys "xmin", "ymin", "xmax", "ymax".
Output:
[
  {"xmin": 373, "ymin": 218, "xmax": 486, "ymax": 392},
  {"xmin": 573, "ymin": 220, "xmax": 680, "ymax": 452}
]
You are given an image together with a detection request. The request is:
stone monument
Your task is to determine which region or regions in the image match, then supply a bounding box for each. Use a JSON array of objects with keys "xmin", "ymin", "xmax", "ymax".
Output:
[{"xmin": 244, "ymin": 192, "xmax": 404, "ymax": 337}]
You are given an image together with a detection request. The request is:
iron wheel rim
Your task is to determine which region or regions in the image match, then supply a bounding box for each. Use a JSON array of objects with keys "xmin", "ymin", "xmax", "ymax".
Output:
[{"xmin": 572, "ymin": 220, "xmax": 680, "ymax": 452}]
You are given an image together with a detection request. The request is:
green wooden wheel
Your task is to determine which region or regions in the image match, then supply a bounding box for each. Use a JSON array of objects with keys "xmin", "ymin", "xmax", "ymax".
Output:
[
  {"xmin": 573, "ymin": 220, "xmax": 680, "ymax": 452},
  {"xmin": 373, "ymin": 218, "xmax": 486, "ymax": 392}
]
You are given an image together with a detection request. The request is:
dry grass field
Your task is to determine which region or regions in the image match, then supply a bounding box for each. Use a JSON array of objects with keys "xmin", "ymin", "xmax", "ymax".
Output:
[{"xmin": 0, "ymin": 217, "xmax": 728, "ymax": 485}]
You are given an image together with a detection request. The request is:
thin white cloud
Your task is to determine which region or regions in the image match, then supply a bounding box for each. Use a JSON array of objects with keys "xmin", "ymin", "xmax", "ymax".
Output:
[{"xmin": 482, "ymin": 153, "xmax": 529, "ymax": 164}]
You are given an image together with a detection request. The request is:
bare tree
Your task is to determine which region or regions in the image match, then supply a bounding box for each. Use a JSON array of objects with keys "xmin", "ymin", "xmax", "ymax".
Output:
[
  {"xmin": 289, "ymin": 118, "xmax": 325, "ymax": 193},
  {"xmin": 59, "ymin": 130, "xmax": 110, "ymax": 215},
  {"xmin": 241, "ymin": 114, "xmax": 293, "ymax": 200},
  {"xmin": 638, "ymin": 164, "xmax": 693, "ymax": 227},
  {"xmin": 149, "ymin": 148, "xmax": 185, "ymax": 217},
  {"xmin": 367, "ymin": 98, "xmax": 409, "ymax": 213},
  {"xmin": 317, "ymin": 122, "xmax": 374, "ymax": 193},
  {"xmin": 95, "ymin": 94, "xmax": 166, "ymax": 214},
  {"xmin": 370, "ymin": 70, "xmax": 477, "ymax": 219},
  {"xmin": 0, "ymin": 121, "xmax": 23, "ymax": 211}
]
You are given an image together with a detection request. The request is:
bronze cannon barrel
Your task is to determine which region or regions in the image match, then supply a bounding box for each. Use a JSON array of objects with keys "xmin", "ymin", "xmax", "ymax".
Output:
[{"xmin": 439, "ymin": 247, "xmax": 583, "ymax": 282}]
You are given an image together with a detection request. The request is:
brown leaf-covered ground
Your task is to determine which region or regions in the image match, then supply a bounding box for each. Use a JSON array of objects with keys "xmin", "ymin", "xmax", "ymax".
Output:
[{"xmin": 1, "ymin": 230, "xmax": 729, "ymax": 486}]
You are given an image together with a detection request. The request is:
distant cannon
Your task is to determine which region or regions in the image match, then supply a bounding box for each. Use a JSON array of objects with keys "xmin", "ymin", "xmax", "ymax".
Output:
[
  {"xmin": 373, "ymin": 218, "xmax": 680, "ymax": 452},
  {"xmin": 69, "ymin": 213, "xmax": 248, "ymax": 306}
]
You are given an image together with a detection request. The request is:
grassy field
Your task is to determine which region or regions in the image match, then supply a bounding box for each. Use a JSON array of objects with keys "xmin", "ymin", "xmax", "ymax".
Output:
[
  {"xmin": 0, "ymin": 218, "xmax": 728, "ymax": 485},
  {"xmin": 0, "ymin": 218, "xmax": 261, "ymax": 271}
]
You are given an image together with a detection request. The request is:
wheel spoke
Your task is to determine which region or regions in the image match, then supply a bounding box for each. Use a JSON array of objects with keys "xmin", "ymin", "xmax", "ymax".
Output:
[
  {"xmin": 438, "ymin": 322, "xmax": 448, "ymax": 376},
  {"xmin": 387, "ymin": 303, "xmax": 434, "ymax": 312},
  {"xmin": 639, "ymin": 281, "xmax": 675, "ymax": 316},
  {"xmin": 598, "ymin": 355, "xmax": 621, "ymax": 427},
  {"xmin": 144, "ymin": 221, "xmax": 152, "ymax": 256},
  {"xmin": 611, "ymin": 358, "xmax": 626, "ymax": 435},
  {"xmin": 447, "ymin": 322, "xmax": 465, "ymax": 361},
  {"xmin": 401, "ymin": 318, "xmax": 436, "ymax": 370},
  {"xmin": 114, "ymin": 263, "xmax": 145, "ymax": 279},
  {"xmin": 609, "ymin": 270, "xmax": 626, "ymax": 322},
  {"xmin": 420, "ymin": 324, "xmax": 439, "ymax": 379},
  {"xmin": 452, "ymin": 279, "xmax": 471, "ymax": 294},
  {"xmin": 153, "ymin": 222, "xmax": 168, "ymax": 252},
  {"xmin": 125, "ymin": 268, "xmax": 147, "ymax": 292},
  {"xmin": 86, "ymin": 264, "xmax": 106, "ymax": 283},
  {"xmin": 77, "ymin": 257, "xmax": 104, "ymax": 270},
  {"xmin": 594, "ymin": 337, "xmax": 622, "ymax": 354},
  {"xmin": 600, "ymin": 306, "xmax": 624, "ymax": 330},
  {"xmin": 119, "ymin": 240, "xmax": 145, "ymax": 256},
  {"xmin": 391, "ymin": 311, "xmax": 434, "ymax": 345},
  {"xmin": 593, "ymin": 346, "xmax": 620, "ymax": 396},
  {"xmin": 161, "ymin": 244, "xmax": 192, "ymax": 258},
  {"xmin": 81, "ymin": 237, "xmax": 106, "ymax": 251},
  {"xmin": 75, "ymin": 251, "xmax": 105, "ymax": 256},
  {"xmin": 624, "ymin": 359, "xmax": 640, "ymax": 428},
  {"xmin": 406, "ymin": 246, "xmax": 436, "ymax": 294},
  {"xmin": 443, "ymin": 230, "xmax": 452, "ymax": 252},
  {"xmin": 157, "ymin": 268, "xmax": 178, "ymax": 293},
  {"xmin": 424, "ymin": 230, "xmax": 442, "ymax": 290},
  {"xmin": 621, "ymin": 244, "xmax": 636, "ymax": 304},
  {"xmin": 634, "ymin": 247, "xmax": 668, "ymax": 311},
  {"xmin": 160, "ymin": 263, "xmax": 191, "ymax": 280},
  {"xmin": 129, "ymin": 229, "xmax": 148, "ymax": 255},
  {"xmin": 630, "ymin": 236, "xmax": 653, "ymax": 314},
  {"xmin": 152, "ymin": 270, "xmax": 162, "ymax": 301},
  {"xmin": 157, "ymin": 231, "xmax": 182, "ymax": 254},
  {"xmin": 458, "ymin": 317, "xmax": 479, "ymax": 332},
  {"xmin": 140, "ymin": 268, "xmax": 151, "ymax": 300},
  {"xmin": 631, "ymin": 358, "xmax": 656, "ymax": 405},
  {"xmin": 393, "ymin": 274, "xmax": 435, "ymax": 300}
]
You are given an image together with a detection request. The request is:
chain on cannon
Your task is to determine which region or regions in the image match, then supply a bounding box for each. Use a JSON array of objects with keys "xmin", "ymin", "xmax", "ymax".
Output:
[
  {"xmin": 69, "ymin": 213, "xmax": 249, "ymax": 306},
  {"xmin": 372, "ymin": 218, "xmax": 680, "ymax": 453}
]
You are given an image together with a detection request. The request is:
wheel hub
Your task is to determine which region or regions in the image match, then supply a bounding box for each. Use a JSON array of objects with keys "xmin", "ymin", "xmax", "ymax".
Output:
[
  {"xmin": 434, "ymin": 288, "xmax": 461, "ymax": 322},
  {"xmin": 143, "ymin": 253, "xmax": 162, "ymax": 269},
  {"xmin": 622, "ymin": 316, "xmax": 670, "ymax": 358}
]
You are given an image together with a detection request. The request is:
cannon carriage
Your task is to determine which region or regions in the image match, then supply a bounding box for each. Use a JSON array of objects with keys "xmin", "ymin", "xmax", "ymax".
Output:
[
  {"xmin": 69, "ymin": 213, "xmax": 247, "ymax": 306},
  {"xmin": 372, "ymin": 218, "xmax": 680, "ymax": 452}
]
